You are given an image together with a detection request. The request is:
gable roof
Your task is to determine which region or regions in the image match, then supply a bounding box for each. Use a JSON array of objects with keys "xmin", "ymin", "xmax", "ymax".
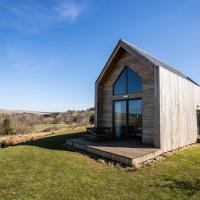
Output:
[{"xmin": 96, "ymin": 39, "xmax": 199, "ymax": 86}]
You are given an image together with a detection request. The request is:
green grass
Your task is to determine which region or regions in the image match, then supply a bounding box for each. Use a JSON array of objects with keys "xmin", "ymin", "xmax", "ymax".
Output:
[
  {"xmin": 0, "ymin": 129, "xmax": 200, "ymax": 200},
  {"xmin": 32, "ymin": 123, "xmax": 73, "ymax": 132}
]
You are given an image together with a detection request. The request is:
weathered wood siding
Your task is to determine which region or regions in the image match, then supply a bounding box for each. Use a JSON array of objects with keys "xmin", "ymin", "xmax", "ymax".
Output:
[
  {"xmin": 159, "ymin": 67, "xmax": 200, "ymax": 152},
  {"xmin": 96, "ymin": 51, "xmax": 155, "ymax": 146}
]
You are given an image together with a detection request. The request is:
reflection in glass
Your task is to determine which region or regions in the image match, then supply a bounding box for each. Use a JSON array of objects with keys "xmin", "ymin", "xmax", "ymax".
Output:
[
  {"xmin": 128, "ymin": 99, "xmax": 142, "ymax": 139},
  {"xmin": 114, "ymin": 101, "xmax": 127, "ymax": 138},
  {"xmin": 113, "ymin": 70, "xmax": 126, "ymax": 95},
  {"xmin": 114, "ymin": 99, "xmax": 142, "ymax": 140},
  {"xmin": 127, "ymin": 68, "xmax": 142, "ymax": 93},
  {"xmin": 113, "ymin": 67, "xmax": 142, "ymax": 95}
]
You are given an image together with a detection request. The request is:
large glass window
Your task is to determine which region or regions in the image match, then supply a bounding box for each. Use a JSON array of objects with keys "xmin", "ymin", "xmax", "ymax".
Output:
[
  {"xmin": 113, "ymin": 69, "xmax": 126, "ymax": 96},
  {"xmin": 128, "ymin": 99, "xmax": 142, "ymax": 139},
  {"xmin": 114, "ymin": 100, "xmax": 127, "ymax": 138},
  {"xmin": 127, "ymin": 68, "xmax": 142, "ymax": 93},
  {"xmin": 113, "ymin": 67, "xmax": 142, "ymax": 95}
]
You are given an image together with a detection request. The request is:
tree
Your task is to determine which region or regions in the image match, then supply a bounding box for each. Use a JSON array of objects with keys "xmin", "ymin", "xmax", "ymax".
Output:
[{"xmin": 2, "ymin": 118, "xmax": 13, "ymax": 135}]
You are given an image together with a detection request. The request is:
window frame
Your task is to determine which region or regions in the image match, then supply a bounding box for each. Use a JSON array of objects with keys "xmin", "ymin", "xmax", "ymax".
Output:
[
  {"xmin": 112, "ymin": 97, "xmax": 142, "ymax": 139},
  {"xmin": 113, "ymin": 66, "xmax": 142, "ymax": 96}
]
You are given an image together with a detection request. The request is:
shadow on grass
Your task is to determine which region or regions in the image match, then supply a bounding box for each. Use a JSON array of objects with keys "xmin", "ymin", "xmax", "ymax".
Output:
[
  {"xmin": 165, "ymin": 178, "xmax": 200, "ymax": 196},
  {"xmin": 153, "ymin": 178, "xmax": 200, "ymax": 196},
  {"xmin": 18, "ymin": 131, "xmax": 86, "ymax": 151}
]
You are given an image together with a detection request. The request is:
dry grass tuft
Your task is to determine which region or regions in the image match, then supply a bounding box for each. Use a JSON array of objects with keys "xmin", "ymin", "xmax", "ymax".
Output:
[{"xmin": 0, "ymin": 132, "xmax": 53, "ymax": 148}]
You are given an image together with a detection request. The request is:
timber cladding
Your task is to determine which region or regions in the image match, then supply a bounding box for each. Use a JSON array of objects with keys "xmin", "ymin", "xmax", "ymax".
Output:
[
  {"xmin": 159, "ymin": 67, "xmax": 200, "ymax": 152},
  {"xmin": 96, "ymin": 50, "xmax": 155, "ymax": 146},
  {"xmin": 95, "ymin": 39, "xmax": 200, "ymax": 152}
]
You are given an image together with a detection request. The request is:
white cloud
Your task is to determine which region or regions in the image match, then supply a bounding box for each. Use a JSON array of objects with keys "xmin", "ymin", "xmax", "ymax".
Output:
[
  {"xmin": 55, "ymin": 1, "xmax": 86, "ymax": 21},
  {"xmin": 0, "ymin": 0, "xmax": 87, "ymax": 33}
]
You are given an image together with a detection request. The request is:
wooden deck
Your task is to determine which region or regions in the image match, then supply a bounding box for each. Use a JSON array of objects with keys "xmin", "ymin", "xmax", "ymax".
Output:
[{"xmin": 66, "ymin": 136, "xmax": 161, "ymax": 166}]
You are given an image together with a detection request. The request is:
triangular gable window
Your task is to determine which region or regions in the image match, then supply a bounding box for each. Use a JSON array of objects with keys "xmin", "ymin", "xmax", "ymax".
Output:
[{"xmin": 113, "ymin": 67, "xmax": 142, "ymax": 95}]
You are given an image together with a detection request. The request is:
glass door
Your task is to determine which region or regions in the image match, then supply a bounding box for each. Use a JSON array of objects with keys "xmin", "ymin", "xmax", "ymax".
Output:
[
  {"xmin": 114, "ymin": 100, "xmax": 127, "ymax": 138},
  {"xmin": 128, "ymin": 99, "xmax": 142, "ymax": 140},
  {"xmin": 113, "ymin": 99, "xmax": 142, "ymax": 140}
]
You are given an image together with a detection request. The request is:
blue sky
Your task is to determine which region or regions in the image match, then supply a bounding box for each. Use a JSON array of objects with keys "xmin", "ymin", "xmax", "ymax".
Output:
[{"xmin": 0, "ymin": 0, "xmax": 200, "ymax": 112}]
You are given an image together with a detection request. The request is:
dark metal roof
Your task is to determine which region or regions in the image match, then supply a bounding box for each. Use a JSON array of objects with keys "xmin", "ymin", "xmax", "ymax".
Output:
[{"xmin": 121, "ymin": 39, "xmax": 199, "ymax": 86}]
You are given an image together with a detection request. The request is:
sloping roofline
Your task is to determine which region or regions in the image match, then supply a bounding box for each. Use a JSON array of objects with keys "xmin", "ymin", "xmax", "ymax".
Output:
[{"xmin": 96, "ymin": 39, "xmax": 199, "ymax": 86}]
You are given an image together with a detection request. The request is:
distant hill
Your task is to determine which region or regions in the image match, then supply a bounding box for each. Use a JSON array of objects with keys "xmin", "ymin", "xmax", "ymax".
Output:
[
  {"xmin": 0, "ymin": 109, "xmax": 52, "ymax": 115},
  {"xmin": 0, "ymin": 108, "xmax": 95, "ymax": 115},
  {"xmin": 0, "ymin": 108, "xmax": 94, "ymax": 135}
]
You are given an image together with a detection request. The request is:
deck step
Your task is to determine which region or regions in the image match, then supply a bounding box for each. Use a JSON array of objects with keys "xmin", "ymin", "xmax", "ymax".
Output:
[{"xmin": 65, "ymin": 137, "xmax": 160, "ymax": 167}]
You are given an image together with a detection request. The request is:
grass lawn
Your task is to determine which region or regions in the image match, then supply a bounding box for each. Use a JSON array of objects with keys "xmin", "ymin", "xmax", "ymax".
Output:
[
  {"xmin": 0, "ymin": 129, "xmax": 200, "ymax": 200},
  {"xmin": 32, "ymin": 123, "xmax": 73, "ymax": 133}
]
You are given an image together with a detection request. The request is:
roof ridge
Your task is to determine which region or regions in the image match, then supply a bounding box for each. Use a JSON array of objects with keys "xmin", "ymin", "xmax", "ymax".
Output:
[{"xmin": 120, "ymin": 39, "xmax": 199, "ymax": 86}]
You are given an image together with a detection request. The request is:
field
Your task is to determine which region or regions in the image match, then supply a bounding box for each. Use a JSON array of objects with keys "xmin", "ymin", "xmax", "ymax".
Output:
[
  {"xmin": 0, "ymin": 124, "xmax": 85, "ymax": 147},
  {"xmin": 0, "ymin": 129, "xmax": 200, "ymax": 200}
]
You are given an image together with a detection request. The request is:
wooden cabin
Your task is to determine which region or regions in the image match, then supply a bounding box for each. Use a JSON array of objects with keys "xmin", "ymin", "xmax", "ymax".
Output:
[{"xmin": 95, "ymin": 39, "xmax": 200, "ymax": 153}]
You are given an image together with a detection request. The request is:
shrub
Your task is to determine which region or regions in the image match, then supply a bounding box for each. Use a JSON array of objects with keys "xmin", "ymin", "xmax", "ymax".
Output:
[
  {"xmin": 41, "ymin": 126, "xmax": 60, "ymax": 132},
  {"xmin": 14, "ymin": 124, "xmax": 31, "ymax": 135},
  {"xmin": 2, "ymin": 118, "xmax": 13, "ymax": 135}
]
